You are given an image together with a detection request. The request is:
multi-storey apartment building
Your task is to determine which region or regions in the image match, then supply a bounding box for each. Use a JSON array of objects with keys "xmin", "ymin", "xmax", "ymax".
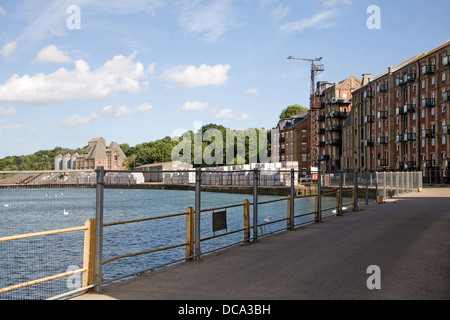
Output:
[
  {"xmin": 315, "ymin": 76, "xmax": 362, "ymax": 172},
  {"xmin": 343, "ymin": 42, "xmax": 450, "ymax": 180},
  {"xmin": 274, "ymin": 112, "xmax": 310, "ymax": 172}
]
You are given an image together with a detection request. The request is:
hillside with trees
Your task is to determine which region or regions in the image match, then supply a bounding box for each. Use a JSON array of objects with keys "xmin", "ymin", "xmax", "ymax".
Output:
[{"xmin": 0, "ymin": 124, "xmax": 274, "ymax": 171}]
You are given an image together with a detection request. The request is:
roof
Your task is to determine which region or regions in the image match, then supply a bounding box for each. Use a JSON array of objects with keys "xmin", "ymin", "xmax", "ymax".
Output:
[{"xmin": 86, "ymin": 140, "xmax": 107, "ymax": 159}]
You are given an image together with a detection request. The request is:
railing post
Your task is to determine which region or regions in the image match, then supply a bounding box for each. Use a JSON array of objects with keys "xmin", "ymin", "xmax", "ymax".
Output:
[
  {"xmin": 194, "ymin": 168, "xmax": 202, "ymax": 260},
  {"xmin": 365, "ymin": 172, "xmax": 369, "ymax": 205},
  {"xmin": 353, "ymin": 171, "xmax": 358, "ymax": 211},
  {"xmin": 252, "ymin": 168, "xmax": 259, "ymax": 242},
  {"xmin": 185, "ymin": 207, "xmax": 194, "ymax": 261},
  {"xmin": 316, "ymin": 169, "xmax": 322, "ymax": 222},
  {"xmin": 289, "ymin": 169, "xmax": 295, "ymax": 230},
  {"xmin": 94, "ymin": 166, "xmax": 104, "ymax": 293},
  {"xmin": 339, "ymin": 171, "xmax": 343, "ymax": 215},
  {"xmin": 287, "ymin": 195, "xmax": 291, "ymax": 230},
  {"xmin": 82, "ymin": 218, "xmax": 96, "ymax": 293},
  {"xmin": 243, "ymin": 199, "xmax": 250, "ymax": 243}
]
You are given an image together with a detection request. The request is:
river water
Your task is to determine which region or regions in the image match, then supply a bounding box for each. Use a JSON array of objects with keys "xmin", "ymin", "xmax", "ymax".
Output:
[{"xmin": 0, "ymin": 187, "xmax": 344, "ymax": 300}]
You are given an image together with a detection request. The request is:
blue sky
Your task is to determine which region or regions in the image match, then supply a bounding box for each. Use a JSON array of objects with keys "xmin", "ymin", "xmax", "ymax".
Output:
[{"xmin": 0, "ymin": 0, "xmax": 448, "ymax": 158}]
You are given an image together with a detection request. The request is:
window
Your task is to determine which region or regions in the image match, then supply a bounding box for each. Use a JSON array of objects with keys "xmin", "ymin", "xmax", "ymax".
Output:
[
  {"xmin": 421, "ymin": 80, "xmax": 425, "ymax": 89},
  {"xmin": 422, "ymin": 110, "xmax": 425, "ymax": 118},
  {"xmin": 431, "ymin": 77, "xmax": 435, "ymax": 86},
  {"xmin": 442, "ymin": 72, "xmax": 446, "ymax": 82},
  {"xmin": 443, "ymin": 136, "xmax": 446, "ymax": 145},
  {"xmin": 302, "ymin": 143, "xmax": 307, "ymax": 150},
  {"xmin": 302, "ymin": 154, "xmax": 307, "ymax": 162},
  {"xmin": 302, "ymin": 130, "xmax": 307, "ymax": 137}
]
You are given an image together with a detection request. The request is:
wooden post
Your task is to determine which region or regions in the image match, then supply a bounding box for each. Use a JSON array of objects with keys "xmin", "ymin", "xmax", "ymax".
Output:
[
  {"xmin": 82, "ymin": 219, "xmax": 96, "ymax": 292},
  {"xmin": 336, "ymin": 189, "xmax": 340, "ymax": 216},
  {"xmin": 243, "ymin": 199, "xmax": 250, "ymax": 243},
  {"xmin": 314, "ymin": 195, "xmax": 319, "ymax": 222},
  {"xmin": 286, "ymin": 195, "xmax": 292, "ymax": 230},
  {"xmin": 186, "ymin": 207, "xmax": 194, "ymax": 261}
]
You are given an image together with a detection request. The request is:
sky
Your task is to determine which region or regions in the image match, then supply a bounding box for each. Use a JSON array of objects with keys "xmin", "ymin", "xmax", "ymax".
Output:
[{"xmin": 0, "ymin": 0, "xmax": 449, "ymax": 158}]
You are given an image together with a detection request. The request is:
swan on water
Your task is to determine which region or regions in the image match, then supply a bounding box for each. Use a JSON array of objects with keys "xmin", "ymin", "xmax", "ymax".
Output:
[
  {"xmin": 263, "ymin": 216, "xmax": 272, "ymax": 224},
  {"xmin": 63, "ymin": 209, "xmax": 69, "ymax": 216},
  {"xmin": 3, "ymin": 204, "xmax": 9, "ymax": 207}
]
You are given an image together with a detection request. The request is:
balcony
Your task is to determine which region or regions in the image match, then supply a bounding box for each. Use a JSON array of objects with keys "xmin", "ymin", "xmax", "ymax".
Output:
[
  {"xmin": 422, "ymin": 129, "xmax": 435, "ymax": 138},
  {"xmin": 421, "ymin": 65, "xmax": 435, "ymax": 75},
  {"xmin": 424, "ymin": 160, "xmax": 436, "ymax": 169},
  {"xmin": 377, "ymin": 110, "xmax": 388, "ymax": 119},
  {"xmin": 404, "ymin": 72, "xmax": 416, "ymax": 83},
  {"xmin": 396, "ymin": 77, "xmax": 405, "ymax": 86},
  {"xmin": 364, "ymin": 115, "xmax": 375, "ymax": 123},
  {"xmin": 377, "ymin": 136, "xmax": 388, "ymax": 144},
  {"xmin": 364, "ymin": 90, "xmax": 375, "ymax": 99},
  {"xmin": 325, "ymin": 125, "xmax": 342, "ymax": 132},
  {"xmin": 421, "ymin": 98, "xmax": 435, "ymax": 108},
  {"xmin": 325, "ymin": 139, "xmax": 342, "ymax": 146},
  {"xmin": 318, "ymin": 155, "xmax": 330, "ymax": 162},
  {"xmin": 404, "ymin": 133, "xmax": 416, "ymax": 141},
  {"xmin": 405, "ymin": 104, "xmax": 416, "ymax": 113},
  {"xmin": 316, "ymin": 115, "xmax": 325, "ymax": 122},
  {"xmin": 279, "ymin": 148, "xmax": 286, "ymax": 155},
  {"xmin": 377, "ymin": 84, "xmax": 388, "ymax": 93},
  {"xmin": 396, "ymin": 134, "xmax": 407, "ymax": 143},
  {"xmin": 279, "ymin": 136, "xmax": 285, "ymax": 143},
  {"xmin": 318, "ymin": 141, "xmax": 326, "ymax": 148},
  {"xmin": 396, "ymin": 106, "xmax": 407, "ymax": 115},
  {"xmin": 328, "ymin": 111, "xmax": 348, "ymax": 119},
  {"xmin": 378, "ymin": 159, "xmax": 388, "ymax": 167},
  {"xmin": 364, "ymin": 139, "xmax": 375, "ymax": 147},
  {"xmin": 317, "ymin": 128, "xmax": 325, "ymax": 135}
]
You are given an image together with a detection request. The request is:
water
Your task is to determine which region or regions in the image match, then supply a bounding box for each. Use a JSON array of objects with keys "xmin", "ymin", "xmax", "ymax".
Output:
[{"xmin": 0, "ymin": 187, "xmax": 341, "ymax": 300}]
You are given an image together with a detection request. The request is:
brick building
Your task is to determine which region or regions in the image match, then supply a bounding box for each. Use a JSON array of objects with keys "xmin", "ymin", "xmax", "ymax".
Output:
[
  {"xmin": 342, "ymin": 42, "xmax": 450, "ymax": 179},
  {"xmin": 315, "ymin": 76, "xmax": 362, "ymax": 172},
  {"xmin": 54, "ymin": 137, "xmax": 127, "ymax": 171},
  {"xmin": 274, "ymin": 112, "xmax": 310, "ymax": 173}
]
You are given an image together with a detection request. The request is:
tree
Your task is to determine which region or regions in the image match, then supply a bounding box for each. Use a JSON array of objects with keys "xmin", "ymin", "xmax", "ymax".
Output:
[{"xmin": 279, "ymin": 104, "xmax": 308, "ymax": 119}]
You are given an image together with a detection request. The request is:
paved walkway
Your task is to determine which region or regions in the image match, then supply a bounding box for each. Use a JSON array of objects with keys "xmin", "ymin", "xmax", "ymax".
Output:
[{"xmin": 71, "ymin": 187, "xmax": 450, "ymax": 300}]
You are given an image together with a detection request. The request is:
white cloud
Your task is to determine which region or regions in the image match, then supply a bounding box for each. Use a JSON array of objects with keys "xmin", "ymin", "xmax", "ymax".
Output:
[
  {"xmin": 101, "ymin": 105, "xmax": 133, "ymax": 118},
  {"xmin": 182, "ymin": 101, "xmax": 209, "ymax": 111},
  {"xmin": 102, "ymin": 103, "xmax": 153, "ymax": 118},
  {"xmin": 178, "ymin": 0, "xmax": 235, "ymax": 43},
  {"xmin": 215, "ymin": 108, "xmax": 234, "ymax": 119},
  {"xmin": 0, "ymin": 124, "xmax": 23, "ymax": 136},
  {"xmin": 161, "ymin": 63, "xmax": 231, "ymax": 88},
  {"xmin": 0, "ymin": 41, "xmax": 18, "ymax": 57},
  {"xmin": 58, "ymin": 112, "xmax": 98, "ymax": 127},
  {"xmin": 34, "ymin": 45, "xmax": 72, "ymax": 63},
  {"xmin": 0, "ymin": 105, "xmax": 16, "ymax": 115},
  {"xmin": 0, "ymin": 6, "xmax": 6, "ymax": 16},
  {"xmin": 245, "ymin": 88, "xmax": 260, "ymax": 96},
  {"xmin": 271, "ymin": 3, "xmax": 290, "ymax": 20},
  {"xmin": 0, "ymin": 53, "xmax": 146, "ymax": 104},
  {"xmin": 280, "ymin": 9, "xmax": 336, "ymax": 34},
  {"xmin": 322, "ymin": 0, "xmax": 352, "ymax": 7},
  {"xmin": 137, "ymin": 103, "xmax": 153, "ymax": 112},
  {"xmin": 236, "ymin": 113, "xmax": 250, "ymax": 121}
]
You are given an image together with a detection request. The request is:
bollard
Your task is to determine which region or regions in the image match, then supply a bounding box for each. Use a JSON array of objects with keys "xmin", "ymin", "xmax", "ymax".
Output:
[
  {"xmin": 185, "ymin": 207, "xmax": 194, "ymax": 261},
  {"xmin": 82, "ymin": 219, "xmax": 96, "ymax": 293},
  {"xmin": 243, "ymin": 199, "xmax": 250, "ymax": 243},
  {"xmin": 335, "ymin": 189, "xmax": 340, "ymax": 216}
]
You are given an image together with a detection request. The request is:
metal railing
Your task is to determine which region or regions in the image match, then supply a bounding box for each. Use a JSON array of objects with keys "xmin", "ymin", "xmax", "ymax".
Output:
[{"xmin": 0, "ymin": 167, "xmax": 423, "ymax": 300}]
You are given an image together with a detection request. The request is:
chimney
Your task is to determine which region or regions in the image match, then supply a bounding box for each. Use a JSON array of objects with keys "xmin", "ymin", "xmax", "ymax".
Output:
[{"xmin": 361, "ymin": 73, "xmax": 372, "ymax": 86}]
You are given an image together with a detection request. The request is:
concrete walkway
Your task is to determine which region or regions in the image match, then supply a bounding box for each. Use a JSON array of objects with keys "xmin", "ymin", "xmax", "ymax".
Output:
[{"xmin": 71, "ymin": 187, "xmax": 450, "ymax": 300}]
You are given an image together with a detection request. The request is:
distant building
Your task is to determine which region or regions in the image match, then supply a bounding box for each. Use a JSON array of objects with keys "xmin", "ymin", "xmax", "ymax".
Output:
[
  {"xmin": 315, "ymin": 76, "xmax": 362, "ymax": 172},
  {"xmin": 273, "ymin": 112, "xmax": 310, "ymax": 174},
  {"xmin": 135, "ymin": 161, "xmax": 193, "ymax": 182},
  {"xmin": 54, "ymin": 137, "xmax": 126, "ymax": 171}
]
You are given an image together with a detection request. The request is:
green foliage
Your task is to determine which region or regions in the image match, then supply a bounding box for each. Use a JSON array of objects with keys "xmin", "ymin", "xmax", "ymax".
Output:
[
  {"xmin": 279, "ymin": 104, "xmax": 308, "ymax": 119},
  {"xmin": 0, "ymin": 124, "xmax": 273, "ymax": 171}
]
